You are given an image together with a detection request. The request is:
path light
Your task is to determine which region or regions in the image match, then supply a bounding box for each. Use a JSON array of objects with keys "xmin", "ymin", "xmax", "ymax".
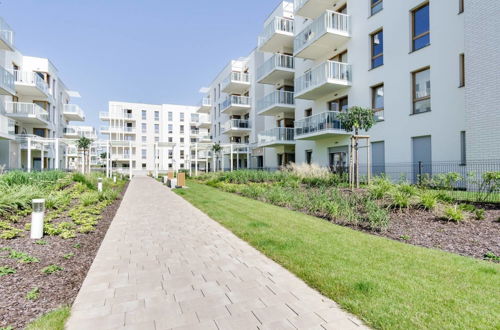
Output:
[
  {"xmin": 31, "ymin": 199, "xmax": 45, "ymax": 239},
  {"xmin": 113, "ymin": 175, "xmax": 116, "ymax": 183},
  {"xmin": 98, "ymin": 178, "xmax": 103, "ymax": 192},
  {"xmin": 163, "ymin": 176, "xmax": 168, "ymax": 184}
]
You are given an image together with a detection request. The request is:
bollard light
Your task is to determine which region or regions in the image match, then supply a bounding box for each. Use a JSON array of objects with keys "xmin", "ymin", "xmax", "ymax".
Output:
[
  {"xmin": 31, "ymin": 199, "xmax": 45, "ymax": 239},
  {"xmin": 98, "ymin": 178, "xmax": 103, "ymax": 192},
  {"xmin": 163, "ymin": 176, "xmax": 168, "ymax": 184},
  {"xmin": 113, "ymin": 175, "xmax": 117, "ymax": 183}
]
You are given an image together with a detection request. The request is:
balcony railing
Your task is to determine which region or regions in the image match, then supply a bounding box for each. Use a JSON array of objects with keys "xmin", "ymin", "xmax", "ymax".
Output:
[
  {"xmin": 16, "ymin": 134, "xmax": 46, "ymax": 150},
  {"xmin": 63, "ymin": 104, "xmax": 85, "ymax": 120},
  {"xmin": 0, "ymin": 17, "xmax": 14, "ymax": 49},
  {"xmin": 258, "ymin": 127, "xmax": 295, "ymax": 145},
  {"xmin": 5, "ymin": 102, "xmax": 49, "ymax": 122},
  {"xmin": 99, "ymin": 112, "xmax": 134, "ymax": 120},
  {"xmin": 256, "ymin": 54, "xmax": 294, "ymax": 83},
  {"xmin": 13, "ymin": 70, "xmax": 49, "ymax": 95},
  {"xmin": 101, "ymin": 126, "xmax": 135, "ymax": 133},
  {"xmin": 200, "ymin": 97, "xmax": 211, "ymax": 108},
  {"xmin": 257, "ymin": 90, "xmax": 295, "ymax": 113},
  {"xmin": 64, "ymin": 127, "xmax": 79, "ymax": 135},
  {"xmin": 295, "ymin": 61, "xmax": 351, "ymax": 97},
  {"xmin": 294, "ymin": 10, "xmax": 350, "ymax": 57},
  {"xmin": 221, "ymin": 95, "xmax": 251, "ymax": 111},
  {"xmin": 295, "ymin": 111, "xmax": 346, "ymax": 138},
  {"xmin": 0, "ymin": 65, "xmax": 15, "ymax": 94},
  {"xmin": 191, "ymin": 129, "xmax": 200, "ymax": 135},
  {"xmin": 258, "ymin": 16, "xmax": 294, "ymax": 49},
  {"xmin": 221, "ymin": 72, "xmax": 251, "ymax": 93},
  {"xmin": 224, "ymin": 119, "xmax": 251, "ymax": 131}
]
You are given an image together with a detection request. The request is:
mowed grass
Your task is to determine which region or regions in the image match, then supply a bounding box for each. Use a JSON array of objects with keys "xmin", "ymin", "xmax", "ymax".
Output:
[
  {"xmin": 176, "ymin": 181, "xmax": 500, "ymax": 330},
  {"xmin": 25, "ymin": 306, "xmax": 70, "ymax": 330}
]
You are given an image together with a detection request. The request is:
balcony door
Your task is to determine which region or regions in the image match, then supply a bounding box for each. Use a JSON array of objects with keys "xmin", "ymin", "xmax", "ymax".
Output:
[
  {"xmin": 330, "ymin": 51, "xmax": 348, "ymax": 63},
  {"xmin": 328, "ymin": 96, "xmax": 348, "ymax": 112},
  {"xmin": 328, "ymin": 146, "xmax": 348, "ymax": 174}
]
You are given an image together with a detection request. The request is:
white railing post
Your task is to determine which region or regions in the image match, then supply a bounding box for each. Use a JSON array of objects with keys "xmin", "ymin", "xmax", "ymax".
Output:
[
  {"xmin": 55, "ymin": 138, "xmax": 59, "ymax": 170},
  {"xmin": 27, "ymin": 137, "xmax": 32, "ymax": 173},
  {"xmin": 195, "ymin": 144, "xmax": 198, "ymax": 177}
]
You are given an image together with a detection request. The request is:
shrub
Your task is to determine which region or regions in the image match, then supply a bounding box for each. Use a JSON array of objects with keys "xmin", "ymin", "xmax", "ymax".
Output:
[
  {"xmin": 284, "ymin": 163, "xmax": 331, "ymax": 179},
  {"xmin": 368, "ymin": 177, "xmax": 394, "ymax": 199},
  {"xmin": 474, "ymin": 209, "xmax": 486, "ymax": 220},
  {"xmin": 8, "ymin": 250, "xmax": 39, "ymax": 263},
  {"xmin": 365, "ymin": 200, "xmax": 390, "ymax": 230},
  {"xmin": 26, "ymin": 287, "xmax": 40, "ymax": 301},
  {"xmin": 389, "ymin": 190, "xmax": 411, "ymax": 209},
  {"xmin": 419, "ymin": 192, "xmax": 438, "ymax": 210},
  {"xmin": 444, "ymin": 205, "xmax": 465, "ymax": 222},
  {"xmin": 80, "ymin": 191, "xmax": 100, "ymax": 206},
  {"xmin": 484, "ymin": 252, "xmax": 500, "ymax": 262}
]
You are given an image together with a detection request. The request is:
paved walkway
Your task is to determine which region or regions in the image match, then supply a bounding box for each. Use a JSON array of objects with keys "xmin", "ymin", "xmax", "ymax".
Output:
[{"xmin": 67, "ymin": 177, "xmax": 368, "ymax": 330}]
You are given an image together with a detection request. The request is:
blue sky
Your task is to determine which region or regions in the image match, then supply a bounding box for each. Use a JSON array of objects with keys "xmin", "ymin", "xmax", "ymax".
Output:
[{"xmin": 1, "ymin": 0, "xmax": 279, "ymax": 129}]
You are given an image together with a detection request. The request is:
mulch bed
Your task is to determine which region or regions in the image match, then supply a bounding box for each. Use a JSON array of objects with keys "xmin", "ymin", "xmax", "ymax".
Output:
[
  {"xmin": 0, "ymin": 183, "xmax": 128, "ymax": 329},
  {"xmin": 371, "ymin": 206, "xmax": 500, "ymax": 260}
]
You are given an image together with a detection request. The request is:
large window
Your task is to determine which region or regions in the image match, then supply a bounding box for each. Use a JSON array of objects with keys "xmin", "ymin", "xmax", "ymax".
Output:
[
  {"xmin": 141, "ymin": 149, "xmax": 147, "ymax": 160},
  {"xmin": 371, "ymin": 30, "xmax": 383, "ymax": 69},
  {"xmin": 180, "ymin": 125, "xmax": 185, "ymax": 134},
  {"xmin": 168, "ymin": 124, "xmax": 173, "ymax": 134},
  {"xmin": 371, "ymin": 0, "xmax": 383, "ymax": 15},
  {"xmin": 180, "ymin": 113, "xmax": 185, "ymax": 122},
  {"xmin": 141, "ymin": 123, "xmax": 147, "ymax": 133},
  {"xmin": 141, "ymin": 110, "xmax": 147, "ymax": 120},
  {"xmin": 168, "ymin": 112, "xmax": 173, "ymax": 121},
  {"xmin": 412, "ymin": 68, "xmax": 431, "ymax": 114},
  {"xmin": 305, "ymin": 150, "xmax": 313, "ymax": 165},
  {"xmin": 412, "ymin": 3, "xmax": 430, "ymax": 51},
  {"xmin": 154, "ymin": 124, "xmax": 159, "ymax": 134},
  {"xmin": 372, "ymin": 84, "xmax": 384, "ymax": 112},
  {"xmin": 154, "ymin": 111, "xmax": 159, "ymax": 121}
]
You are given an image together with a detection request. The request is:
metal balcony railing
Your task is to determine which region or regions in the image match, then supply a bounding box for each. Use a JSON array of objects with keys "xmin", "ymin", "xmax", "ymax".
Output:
[
  {"xmin": 13, "ymin": 70, "xmax": 49, "ymax": 95},
  {"xmin": 224, "ymin": 119, "xmax": 251, "ymax": 131},
  {"xmin": 257, "ymin": 90, "xmax": 295, "ymax": 113},
  {"xmin": 221, "ymin": 95, "xmax": 251, "ymax": 110},
  {"xmin": 294, "ymin": 111, "xmax": 345, "ymax": 137},
  {"xmin": 258, "ymin": 16, "xmax": 294, "ymax": 48},
  {"xmin": 0, "ymin": 17, "xmax": 14, "ymax": 48},
  {"xmin": 258, "ymin": 127, "xmax": 295, "ymax": 145},
  {"xmin": 294, "ymin": 10, "xmax": 351, "ymax": 55},
  {"xmin": 63, "ymin": 104, "xmax": 85, "ymax": 119},
  {"xmin": 295, "ymin": 61, "xmax": 351, "ymax": 95},
  {"xmin": 5, "ymin": 102, "xmax": 49, "ymax": 122},
  {"xmin": 257, "ymin": 54, "xmax": 294, "ymax": 82},
  {"xmin": 0, "ymin": 65, "xmax": 14, "ymax": 93}
]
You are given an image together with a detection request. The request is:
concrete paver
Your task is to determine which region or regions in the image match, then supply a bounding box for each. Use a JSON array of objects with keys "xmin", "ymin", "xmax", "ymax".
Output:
[{"xmin": 67, "ymin": 177, "xmax": 369, "ymax": 329}]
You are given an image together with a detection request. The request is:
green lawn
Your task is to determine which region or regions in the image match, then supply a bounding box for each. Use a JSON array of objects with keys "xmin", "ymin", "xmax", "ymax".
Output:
[
  {"xmin": 176, "ymin": 181, "xmax": 500, "ymax": 330},
  {"xmin": 25, "ymin": 306, "xmax": 70, "ymax": 330}
]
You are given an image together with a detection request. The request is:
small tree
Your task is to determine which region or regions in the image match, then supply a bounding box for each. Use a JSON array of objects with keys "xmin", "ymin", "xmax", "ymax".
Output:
[
  {"xmin": 76, "ymin": 137, "xmax": 93, "ymax": 174},
  {"xmin": 211, "ymin": 143, "xmax": 223, "ymax": 172},
  {"xmin": 338, "ymin": 106, "xmax": 376, "ymax": 188}
]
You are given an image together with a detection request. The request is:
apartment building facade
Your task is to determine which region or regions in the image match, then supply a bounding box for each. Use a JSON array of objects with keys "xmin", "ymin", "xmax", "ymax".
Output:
[
  {"xmin": 0, "ymin": 16, "xmax": 87, "ymax": 171},
  {"xmin": 100, "ymin": 101, "xmax": 208, "ymax": 175},
  {"xmin": 195, "ymin": 0, "xmax": 499, "ymax": 174}
]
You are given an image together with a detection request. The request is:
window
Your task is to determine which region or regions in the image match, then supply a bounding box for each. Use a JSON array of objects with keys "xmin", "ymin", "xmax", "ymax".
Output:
[
  {"xmin": 180, "ymin": 113, "xmax": 185, "ymax": 122},
  {"xmin": 142, "ymin": 163, "xmax": 147, "ymax": 169},
  {"xmin": 155, "ymin": 136, "xmax": 159, "ymax": 142},
  {"xmin": 141, "ymin": 149, "xmax": 147, "ymax": 159},
  {"xmin": 142, "ymin": 136, "xmax": 147, "ymax": 143},
  {"xmin": 459, "ymin": 53, "xmax": 465, "ymax": 87},
  {"xmin": 168, "ymin": 137, "xmax": 173, "ymax": 143},
  {"xmin": 168, "ymin": 150, "xmax": 173, "ymax": 159},
  {"xmin": 306, "ymin": 150, "xmax": 313, "ymax": 165},
  {"xmin": 371, "ymin": 0, "xmax": 383, "ymax": 15},
  {"xmin": 142, "ymin": 110, "xmax": 147, "ymax": 120},
  {"xmin": 180, "ymin": 137, "xmax": 185, "ymax": 143},
  {"xmin": 191, "ymin": 113, "xmax": 199, "ymax": 122},
  {"xmin": 412, "ymin": 67, "xmax": 431, "ymax": 114},
  {"xmin": 168, "ymin": 124, "xmax": 173, "ymax": 134},
  {"xmin": 372, "ymin": 84, "xmax": 384, "ymax": 111},
  {"xmin": 168, "ymin": 164, "xmax": 173, "ymax": 169},
  {"xmin": 371, "ymin": 30, "xmax": 383, "ymax": 68},
  {"xmin": 305, "ymin": 109, "xmax": 312, "ymax": 117},
  {"xmin": 180, "ymin": 150, "xmax": 185, "ymax": 159},
  {"xmin": 460, "ymin": 131, "xmax": 466, "ymax": 165},
  {"xmin": 155, "ymin": 124, "xmax": 159, "ymax": 134},
  {"xmin": 180, "ymin": 125, "xmax": 185, "ymax": 134},
  {"xmin": 459, "ymin": 0, "xmax": 464, "ymax": 13},
  {"xmin": 412, "ymin": 3, "xmax": 430, "ymax": 51},
  {"xmin": 168, "ymin": 112, "xmax": 173, "ymax": 121},
  {"xmin": 141, "ymin": 123, "xmax": 147, "ymax": 133},
  {"xmin": 328, "ymin": 96, "xmax": 348, "ymax": 112},
  {"xmin": 154, "ymin": 111, "xmax": 159, "ymax": 121}
]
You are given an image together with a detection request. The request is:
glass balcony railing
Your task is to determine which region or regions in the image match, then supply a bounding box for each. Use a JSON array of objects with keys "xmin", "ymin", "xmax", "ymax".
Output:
[
  {"xmin": 294, "ymin": 10, "xmax": 351, "ymax": 56},
  {"xmin": 13, "ymin": 70, "xmax": 49, "ymax": 95},
  {"xmin": 224, "ymin": 119, "xmax": 251, "ymax": 131},
  {"xmin": 258, "ymin": 127, "xmax": 295, "ymax": 145},
  {"xmin": 63, "ymin": 104, "xmax": 85, "ymax": 120},
  {"xmin": 257, "ymin": 90, "xmax": 295, "ymax": 113},
  {"xmin": 0, "ymin": 65, "xmax": 14, "ymax": 93},
  {"xmin": 221, "ymin": 72, "xmax": 250, "ymax": 90},
  {"xmin": 295, "ymin": 111, "xmax": 345, "ymax": 138},
  {"xmin": 258, "ymin": 16, "xmax": 294, "ymax": 48},
  {"xmin": 256, "ymin": 54, "xmax": 294, "ymax": 82},
  {"xmin": 295, "ymin": 61, "xmax": 351, "ymax": 96},
  {"xmin": 221, "ymin": 95, "xmax": 251, "ymax": 111},
  {"xmin": 0, "ymin": 17, "xmax": 14, "ymax": 49},
  {"xmin": 5, "ymin": 102, "xmax": 49, "ymax": 122}
]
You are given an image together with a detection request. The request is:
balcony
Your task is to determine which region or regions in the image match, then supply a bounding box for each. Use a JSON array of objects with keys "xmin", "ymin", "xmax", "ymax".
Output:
[
  {"xmin": 221, "ymin": 72, "xmax": 251, "ymax": 94},
  {"xmin": 99, "ymin": 112, "xmax": 135, "ymax": 121},
  {"xmin": 16, "ymin": 134, "xmax": 46, "ymax": 151},
  {"xmin": 111, "ymin": 153, "xmax": 132, "ymax": 161},
  {"xmin": 257, "ymin": 91, "xmax": 295, "ymax": 117},
  {"xmin": 63, "ymin": 104, "xmax": 85, "ymax": 121},
  {"xmin": 222, "ymin": 119, "xmax": 252, "ymax": 136},
  {"xmin": 197, "ymin": 119, "xmax": 211, "ymax": 129},
  {"xmin": 256, "ymin": 54, "xmax": 295, "ymax": 85},
  {"xmin": 0, "ymin": 65, "xmax": 15, "ymax": 95},
  {"xmin": 66, "ymin": 147, "xmax": 78, "ymax": 157},
  {"xmin": 0, "ymin": 117, "xmax": 15, "ymax": 140},
  {"xmin": 0, "ymin": 17, "xmax": 14, "ymax": 51},
  {"xmin": 5, "ymin": 102, "xmax": 49, "ymax": 125},
  {"xmin": 63, "ymin": 127, "xmax": 81, "ymax": 139},
  {"xmin": 198, "ymin": 135, "xmax": 212, "ymax": 143},
  {"xmin": 100, "ymin": 126, "xmax": 136, "ymax": 135},
  {"xmin": 190, "ymin": 129, "xmax": 200, "ymax": 137},
  {"xmin": 258, "ymin": 127, "xmax": 295, "ymax": 148},
  {"xmin": 221, "ymin": 95, "xmax": 251, "ymax": 115},
  {"xmin": 294, "ymin": 11, "xmax": 351, "ymax": 59},
  {"xmin": 14, "ymin": 70, "xmax": 49, "ymax": 98},
  {"xmin": 258, "ymin": 17, "xmax": 294, "ymax": 53},
  {"xmin": 295, "ymin": 61, "xmax": 351, "ymax": 100},
  {"xmin": 294, "ymin": 0, "xmax": 343, "ymax": 19},
  {"xmin": 295, "ymin": 111, "xmax": 350, "ymax": 140},
  {"xmin": 197, "ymin": 97, "xmax": 212, "ymax": 114}
]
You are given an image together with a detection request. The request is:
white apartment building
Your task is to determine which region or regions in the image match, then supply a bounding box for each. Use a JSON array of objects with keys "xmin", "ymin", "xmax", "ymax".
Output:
[
  {"xmin": 100, "ymin": 101, "xmax": 208, "ymax": 175},
  {"xmin": 195, "ymin": 0, "xmax": 499, "ymax": 177},
  {"xmin": 0, "ymin": 16, "xmax": 87, "ymax": 171}
]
